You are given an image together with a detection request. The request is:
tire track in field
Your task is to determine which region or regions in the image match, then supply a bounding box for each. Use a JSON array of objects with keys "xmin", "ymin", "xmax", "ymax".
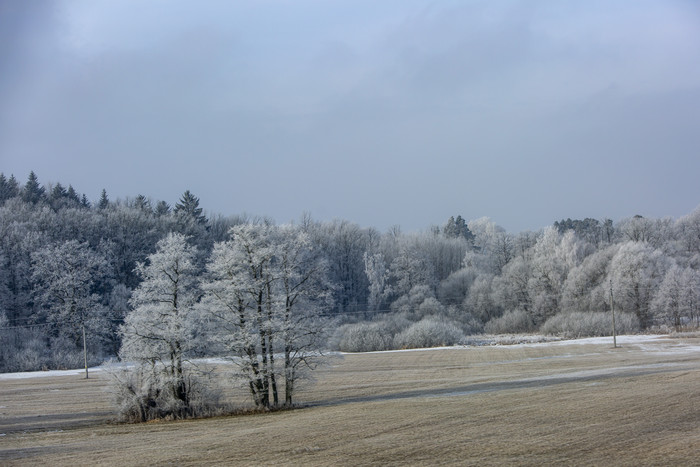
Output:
[{"xmin": 308, "ymin": 362, "xmax": 700, "ymax": 407}]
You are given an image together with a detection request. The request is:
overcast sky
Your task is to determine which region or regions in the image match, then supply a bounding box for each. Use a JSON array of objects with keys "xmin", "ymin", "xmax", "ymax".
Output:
[{"xmin": 1, "ymin": 0, "xmax": 699, "ymax": 233}]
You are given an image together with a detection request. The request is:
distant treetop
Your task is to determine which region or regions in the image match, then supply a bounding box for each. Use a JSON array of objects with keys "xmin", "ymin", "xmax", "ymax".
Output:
[
  {"xmin": 175, "ymin": 190, "xmax": 207, "ymax": 225},
  {"xmin": 443, "ymin": 215, "xmax": 474, "ymax": 241}
]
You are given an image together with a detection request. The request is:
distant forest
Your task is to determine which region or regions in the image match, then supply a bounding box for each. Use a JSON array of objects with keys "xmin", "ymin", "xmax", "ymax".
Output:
[{"xmin": 1, "ymin": 171, "xmax": 699, "ymax": 372}]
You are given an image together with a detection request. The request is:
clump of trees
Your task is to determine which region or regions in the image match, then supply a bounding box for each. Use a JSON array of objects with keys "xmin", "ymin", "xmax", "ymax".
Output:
[
  {"xmin": 111, "ymin": 226, "xmax": 332, "ymax": 420},
  {"xmin": 200, "ymin": 224, "xmax": 331, "ymax": 409}
]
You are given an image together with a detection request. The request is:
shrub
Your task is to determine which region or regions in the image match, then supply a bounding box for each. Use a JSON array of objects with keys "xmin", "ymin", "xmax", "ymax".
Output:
[
  {"xmin": 337, "ymin": 322, "xmax": 394, "ymax": 352},
  {"xmin": 393, "ymin": 317, "xmax": 465, "ymax": 349},
  {"xmin": 484, "ymin": 309, "xmax": 534, "ymax": 334},
  {"xmin": 445, "ymin": 307, "xmax": 484, "ymax": 335},
  {"xmin": 14, "ymin": 336, "xmax": 48, "ymax": 372},
  {"xmin": 108, "ymin": 362, "xmax": 222, "ymax": 422},
  {"xmin": 540, "ymin": 311, "xmax": 640, "ymax": 338}
]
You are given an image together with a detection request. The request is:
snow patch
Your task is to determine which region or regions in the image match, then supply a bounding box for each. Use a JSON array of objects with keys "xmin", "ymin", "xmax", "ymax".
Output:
[
  {"xmin": 0, "ymin": 334, "xmax": 694, "ymax": 380},
  {"xmin": 0, "ymin": 367, "xmax": 103, "ymax": 381}
]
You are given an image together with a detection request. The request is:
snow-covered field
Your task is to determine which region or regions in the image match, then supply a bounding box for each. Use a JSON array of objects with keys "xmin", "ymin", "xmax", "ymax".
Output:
[{"xmin": 342, "ymin": 333, "xmax": 692, "ymax": 354}]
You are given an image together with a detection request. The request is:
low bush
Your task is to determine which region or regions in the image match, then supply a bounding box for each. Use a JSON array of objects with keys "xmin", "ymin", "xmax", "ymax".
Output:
[
  {"xmin": 108, "ymin": 362, "xmax": 223, "ymax": 423},
  {"xmin": 445, "ymin": 307, "xmax": 484, "ymax": 334},
  {"xmin": 393, "ymin": 317, "xmax": 465, "ymax": 349},
  {"xmin": 484, "ymin": 309, "xmax": 534, "ymax": 334},
  {"xmin": 540, "ymin": 311, "xmax": 640, "ymax": 338},
  {"xmin": 0, "ymin": 327, "xmax": 105, "ymax": 373},
  {"xmin": 336, "ymin": 322, "xmax": 394, "ymax": 352}
]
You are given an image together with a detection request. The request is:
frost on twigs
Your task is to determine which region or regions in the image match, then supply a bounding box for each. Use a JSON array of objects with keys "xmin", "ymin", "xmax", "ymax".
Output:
[{"xmin": 106, "ymin": 361, "xmax": 223, "ymax": 422}]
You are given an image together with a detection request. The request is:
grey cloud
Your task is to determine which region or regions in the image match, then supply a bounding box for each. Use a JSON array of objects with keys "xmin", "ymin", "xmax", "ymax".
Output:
[{"xmin": 1, "ymin": 1, "xmax": 699, "ymax": 232}]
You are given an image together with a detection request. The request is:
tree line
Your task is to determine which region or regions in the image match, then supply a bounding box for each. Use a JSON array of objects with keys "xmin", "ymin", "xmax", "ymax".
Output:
[{"xmin": 1, "ymin": 171, "xmax": 700, "ymax": 377}]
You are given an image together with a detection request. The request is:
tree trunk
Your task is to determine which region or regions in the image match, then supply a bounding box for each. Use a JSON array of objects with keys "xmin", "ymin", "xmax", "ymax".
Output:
[{"xmin": 285, "ymin": 344, "xmax": 294, "ymax": 406}]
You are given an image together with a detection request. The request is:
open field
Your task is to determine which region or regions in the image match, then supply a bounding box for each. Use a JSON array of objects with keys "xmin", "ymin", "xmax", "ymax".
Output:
[{"xmin": 1, "ymin": 335, "xmax": 699, "ymax": 466}]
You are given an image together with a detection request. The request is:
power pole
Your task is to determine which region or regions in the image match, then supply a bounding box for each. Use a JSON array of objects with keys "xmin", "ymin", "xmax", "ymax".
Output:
[
  {"xmin": 609, "ymin": 279, "xmax": 617, "ymax": 349},
  {"xmin": 82, "ymin": 322, "xmax": 89, "ymax": 379}
]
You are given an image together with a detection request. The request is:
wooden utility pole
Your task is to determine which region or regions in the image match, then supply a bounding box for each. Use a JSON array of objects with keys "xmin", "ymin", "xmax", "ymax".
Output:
[
  {"xmin": 83, "ymin": 323, "xmax": 89, "ymax": 379},
  {"xmin": 609, "ymin": 279, "xmax": 617, "ymax": 349}
]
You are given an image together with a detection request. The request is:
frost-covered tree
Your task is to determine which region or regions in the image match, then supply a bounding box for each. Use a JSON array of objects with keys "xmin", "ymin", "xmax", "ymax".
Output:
[
  {"xmin": 201, "ymin": 224, "xmax": 331, "ymax": 408},
  {"xmin": 419, "ymin": 233, "xmax": 469, "ymax": 283},
  {"xmin": 492, "ymin": 256, "xmax": 532, "ymax": 316},
  {"xmin": 617, "ymin": 215, "xmax": 674, "ymax": 249},
  {"xmin": 675, "ymin": 205, "xmax": 700, "ymax": 262},
  {"xmin": 310, "ymin": 220, "xmax": 370, "ymax": 313},
  {"xmin": 389, "ymin": 239, "xmax": 439, "ymax": 301},
  {"xmin": 465, "ymin": 217, "xmax": 513, "ymax": 274},
  {"xmin": 101, "ymin": 205, "xmax": 163, "ymax": 289},
  {"xmin": 364, "ymin": 251, "xmax": 389, "ymax": 312},
  {"xmin": 651, "ymin": 266, "xmax": 700, "ymax": 330},
  {"xmin": 438, "ymin": 266, "xmax": 477, "ymax": 308},
  {"xmin": 561, "ymin": 244, "xmax": 619, "ymax": 314},
  {"xmin": 609, "ymin": 241, "xmax": 670, "ymax": 328},
  {"xmin": 275, "ymin": 225, "xmax": 332, "ymax": 405},
  {"xmin": 31, "ymin": 240, "xmax": 109, "ymax": 377},
  {"xmin": 463, "ymin": 272, "xmax": 500, "ymax": 323},
  {"xmin": 527, "ymin": 228, "xmax": 584, "ymax": 324},
  {"xmin": 0, "ymin": 247, "xmax": 13, "ymax": 327},
  {"xmin": 0, "ymin": 199, "xmax": 45, "ymax": 324},
  {"xmin": 120, "ymin": 233, "xmax": 201, "ymax": 415},
  {"xmin": 201, "ymin": 224, "xmax": 276, "ymax": 408}
]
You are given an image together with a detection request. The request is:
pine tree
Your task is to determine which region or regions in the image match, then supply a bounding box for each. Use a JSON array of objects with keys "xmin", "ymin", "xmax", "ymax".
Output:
[
  {"xmin": 444, "ymin": 216, "xmax": 458, "ymax": 238},
  {"xmin": 66, "ymin": 185, "xmax": 80, "ymax": 204},
  {"xmin": 51, "ymin": 183, "xmax": 66, "ymax": 199},
  {"xmin": 154, "ymin": 200, "xmax": 171, "ymax": 217},
  {"xmin": 174, "ymin": 190, "xmax": 207, "ymax": 225},
  {"xmin": 22, "ymin": 171, "xmax": 45, "ymax": 204},
  {"xmin": 0, "ymin": 173, "xmax": 20, "ymax": 204},
  {"xmin": 49, "ymin": 183, "xmax": 67, "ymax": 210},
  {"xmin": 133, "ymin": 194, "xmax": 152, "ymax": 214},
  {"xmin": 98, "ymin": 189, "xmax": 109, "ymax": 210},
  {"xmin": 443, "ymin": 215, "xmax": 473, "ymax": 241}
]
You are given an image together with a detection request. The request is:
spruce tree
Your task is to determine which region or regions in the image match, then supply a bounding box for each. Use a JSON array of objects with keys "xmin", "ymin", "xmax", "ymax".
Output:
[
  {"xmin": 22, "ymin": 171, "xmax": 45, "ymax": 204},
  {"xmin": 174, "ymin": 190, "xmax": 207, "ymax": 225},
  {"xmin": 98, "ymin": 189, "xmax": 109, "ymax": 210},
  {"xmin": 66, "ymin": 185, "xmax": 80, "ymax": 204},
  {"xmin": 133, "ymin": 194, "xmax": 152, "ymax": 214},
  {"xmin": 154, "ymin": 200, "xmax": 171, "ymax": 217},
  {"xmin": 0, "ymin": 174, "xmax": 20, "ymax": 204}
]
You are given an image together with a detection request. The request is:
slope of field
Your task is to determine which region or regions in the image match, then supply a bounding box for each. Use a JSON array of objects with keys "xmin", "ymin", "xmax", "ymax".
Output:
[{"xmin": 1, "ymin": 335, "xmax": 699, "ymax": 466}]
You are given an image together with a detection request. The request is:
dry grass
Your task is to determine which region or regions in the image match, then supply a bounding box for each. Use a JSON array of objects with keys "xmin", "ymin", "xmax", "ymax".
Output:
[{"xmin": 1, "ymin": 336, "xmax": 699, "ymax": 466}]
